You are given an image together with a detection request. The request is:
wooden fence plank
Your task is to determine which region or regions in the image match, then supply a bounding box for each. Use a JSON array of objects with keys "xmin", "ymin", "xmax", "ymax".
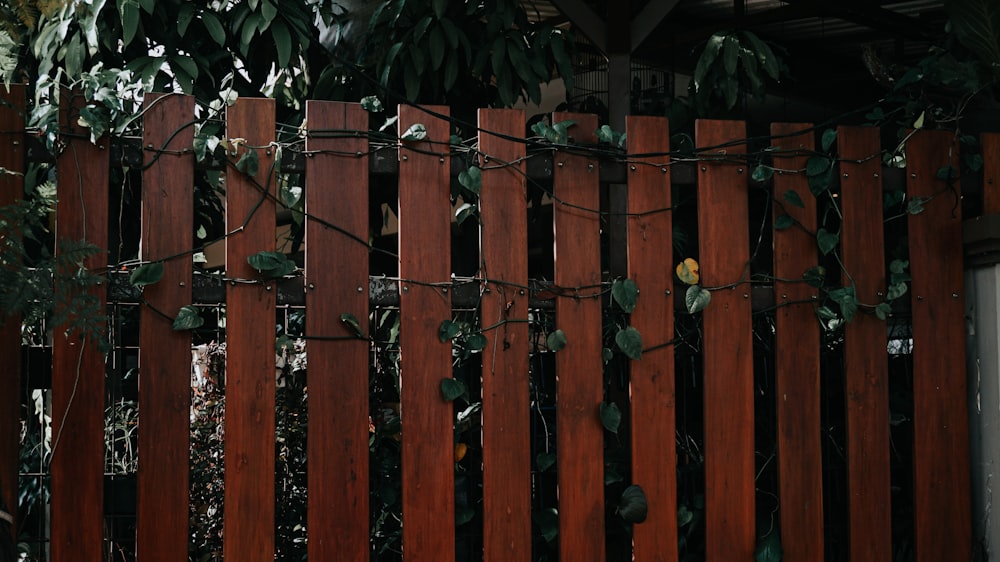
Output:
[
  {"xmin": 0, "ymin": 84, "xmax": 25, "ymax": 538},
  {"xmin": 695, "ymin": 119, "xmax": 755, "ymax": 562},
  {"xmin": 626, "ymin": 115, "xmax": 677, "ymax": 562},
  {"xmin": 478, "ymin": 108, "xmax": 531, "ymax": 562},
  {"xmin": 51, "ymin": 89, "xmax": 109, "ymax": 562},
  {"xmin": 981, "ymin": 133, "xmax": 1000, "ymax": 215},
  {"xmin": 137, "ymin": 93, "xmax": 195, "ymax": 562},
  {"xmin": 398, "ymin": 104, "xmax": 455, "ymax": 562},
  {"xmin": 906, "ymin": 130, "xmax": 971, "ymax": 562},
  {"xmin": 838, "ymin": 125, "xmax": 892, "ymax": 562},
  {"xmin": 771, "ymin": 123, "xmax": 824, "ymax": 560},
  {"xmin": 305, "ymin": 101, "xmax": 370, "ymax": 562},
  {"xmin": 552, "ymin": 112, "xmax": 605, "ymax": 562},
  {"xmin": 223, "ymin": 98, "xmax": 277, "ymax": 562}
]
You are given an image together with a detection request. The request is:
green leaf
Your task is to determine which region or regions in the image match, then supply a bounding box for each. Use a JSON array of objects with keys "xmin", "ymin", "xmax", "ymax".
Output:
[
  {"xmin": 119, "ymin": 0, "xmax": 140, "ymax": 45},
  {"xmin": 611, "ymin": 278, "xmax": 638, "ymax": 313},
  {"xmin": 936, "ymin": 165, "xmax": 958, "ymax": 181},
  {"xmin": 456, "ymin": 505, "xmax": 475, "ymax": 526},
  {"xmin": 806, "ymin": 155, "xmax": 831, "ymax": 177},
  {"xmin": 536, "ymin": 451, "xmax": 556, "ymax": 472},
  {"xmin": 685, "ymin": 285, "xmax": 711, "ymax": 314},
  {"xmin": 774, "ymin": 214, "xmax": 793, "ymax": 230},
  {"xmin": 945, "ymin": 0, "xmax": 1000, "ymax": 68},
  {"xmin": 466, "ymin": 332, "xmax": 488, "ymax": 351},
  {"xmin": 743, "ymin": 31, "xmax": 780, "ymax": 80},
  {"xmin": 618, "ymin": 485, "xmax": 648, "ymax": 524},
  {"xmin": 432, "ymin": 0, "xmax": 448, "ymax": 18},
  {"xmin": 754, "ymin": 531, "xmax": 784, "ymax": 562},
  {"xmin": 201, "ymin": 12, "xmax": 226, "ymax": 46},
  {"xmin": 693, "ymin": 33, "xmax": 725, "ymax": 92},
  {"xmin": 803, "ymin": 265, "xmax": 826, "ymax": 288},
  {"xmin": 401, "ymin": 123, "xmax": 427, "ymax": 142},
  {"xmin": 440, "ymin": 377, "xmax": 466, "ymax": 401},
  {"xmin": 829, "ymin": 286, "xmax": 858, "ymax": 322},
  {"xmin": 534, "ymin": 508, "xmax": 559, "ymax": 543},
  {"xmin": 458, "ymin": 166, "xmax": 482, "ymax": 195},
  {"xmin": 428, "ymin": 26, "xmax": 445, "ymax": 70},
  {"xmin": 271, "ymin": 19, "xmax": 292, "ymax": 68},
  {"xmin": 235, "ymin": 149, "xmax": 259, "ymax": 177},
  {"xmin": 600, "ymin": 402, "xmax": 622, "ymax": 434},
  {"xmin": 129, "ymin": 262, "xmax": 163, "ymax": 287},
  {"xmin": 177, "ymin": 4, "xmax": 194, "ymax": 36},
  {"xmin": 875, "ymin": 302, "xmax": 892, "ymax": 320},
  {"xmin": 816, "ymin": 228, "xmax": 839, "ymax": 255},
  {"xmin": 615, "ymin": 327, "xmax": 643, "ymax": 360},
  {"xmin": 821, "ymin": 128, "xmax": 837, "ymax": 152},
  {"xmin": 722, "ymin": 34, "xmax": 739, "ymax": 75},
  {"xmin": 808, "ymin": 165, "xmax": 834, "ymax": 196},
  {"xmin": 546, "ymin": 329, "xmax": 567, "ymax": 351},
  {"xmin": 907, "ymin": 197, "xmax": 926, "ymax": 215},
  {"xmin": 783, "ymin": 189, "xmax": 805, "ymax": 208},
  {"xmin": 439, "ymin": 319, "xmax": 461, "ymax": 342},
  {"xmin": 172, "ymin": 305, "xmax": 204, "ymax": 331},
  {"xmin": 886, "ymin": 282, "xmax": 908, "ymax": 301},
  {"xmin": 360, "ymin": 95, "xmax": 383, "ymax": 112},
  {"xmin": 816, "ymin": 306, "xmax": 837, "ymax": 321},
  {"xmin": 751, "ymin": 165, "xmax": 774, "ymax": 183},
  {"xmin": 602, "ymin": 347, "xmax": 614, "ymax": 364},
  {"xmin": 247, "ymin": 251, "xmax": 296, "ymax": 278},
  {"xmin": 340, "ymin": 312, "xmax": 365, "ymax": 338}
]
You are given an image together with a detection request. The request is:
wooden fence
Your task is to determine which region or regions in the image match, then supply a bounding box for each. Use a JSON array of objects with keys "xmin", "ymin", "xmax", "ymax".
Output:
[{"xmin": 0, "ymin": 85, "xmax": 980, "ymax": 561}]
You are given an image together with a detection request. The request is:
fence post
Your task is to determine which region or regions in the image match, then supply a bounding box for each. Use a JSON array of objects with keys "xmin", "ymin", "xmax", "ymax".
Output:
[
  {"xmin": 906, "ymin": 130, "xmax": 971, "ymax": 562},
  {"xmin": 397, "ymin": 104, "xmax": 455, "ymax": 562},
  {"xmin": 695, "ymin": 119, "xmax": 755, "ymax": 562},
  {"xmin": 0, "ymin": 84, "xmax": 26, "ymax": 540},
  {"xmin": 552, "ymin": 111, "xmax": 605, "ymax": 562},
  {"xmin": 223, "ymin": 97, "xmax": 277, "ymax": 562},
  {"xmin": 50, "ymin": 88, "xmax": 109, "ymax": 562},
  {"xmin": 137, "ymin": 92, "xmax": 195, "ymax": 562},
  {"xmin": 839, "ymin": 125, "xmax": 892, "ymax": 562},
  {"xmin": 771, "ymin": 123, "xmax": 824, "ymax": 560},
  {"xmin": 478, "ymin": 108, "xmax": 531, "ymax": 562},
  {"xmin": 626, "ymin": 115, "xmax": 678, "ymax": 562},
  {"xmin": 304, "ymin": 101, "xmax": 370, "ymax": 562}
]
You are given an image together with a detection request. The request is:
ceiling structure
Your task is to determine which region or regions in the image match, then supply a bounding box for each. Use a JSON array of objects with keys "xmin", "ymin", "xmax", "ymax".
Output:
[{"xmin": 536, "ymin": 0, "xmax": 950, "ymax": 113}]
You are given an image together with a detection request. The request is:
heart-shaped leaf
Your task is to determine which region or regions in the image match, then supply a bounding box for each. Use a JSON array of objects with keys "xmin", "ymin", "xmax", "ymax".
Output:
[
  {"xmin": 130, "ymin": 262, "xmax": 164, "ymax": 287},
  {"xmin": 685, "ymin": 285, "xmax": 711, "ymax": 314},
  {"xmin": 615, "ymin": 326, "xmax": 643, "ymax": 360},
  {"xmin": 611, "ymin": 278, "xmax": 639, "ymax": 312}
]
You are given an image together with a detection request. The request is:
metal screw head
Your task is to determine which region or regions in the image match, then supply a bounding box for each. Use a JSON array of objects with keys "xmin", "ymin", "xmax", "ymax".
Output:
[
  {"xmin": 519, "ymin": 289, "xmax": 525, "ymax": 295},
  {"xmin": 357, "ymin": 286, "xmax": 364, "ymax": 292},
  {"xmin": 665, "ymin": 289, "xmax": 671, "ymax": 296},
  {"xmin": 661, "ymin": 167, "xmax": 667, "ymax": 173},
  {"xmin": 737, "ymin": 168, "xmax": 744, "ymax": 174},
  {"xmin": 402, "ymin": 154, "xmax": 408, "ymax": 161},
  {"xmin": 402, "ymin": 286, "xmax": 409, "ymax": 292},
  {"xmin": 700, "ymin": 166, "xmax": 707, "ymax": 172},
  {"xmin": 557, "ymin": 162, "xmax": 564, "ymax": 167},
  {"xmin": 265, "ymin": 285, "xmax": 272, "ymax": 291},
  {"xmin": 439, "ymin": 157, "xmax": 445, "ymax": 163},
  {"xmin": 308, "ymin": 283, "xmax": 315, "ymax": 290},
  {"xmin": 952, "ymin": 292, "xmax": 959, "ymax": 298},
  {"xmin": 179, "ymin": 282, "xmax": 186, "ymax": 287},
  {"xmin": 484, "ymin": 287, "xmax": 491, "ymax": 294},
  {"xmin": 442, "ymin": 288, "xmax": 448, "ymax": 294},
  {"xmin": 843, "ymin": 173, "xmax": 849, "ymax": 178},
  {"xmin": 743, "ymin": 293, "xmax": 749, "ymax": 299},
  {"xmin": 630, "ymin": 165, "xmax": 636, "ymax": 171},
  {"xmin": 587, "ymin": 163, "xmax": 594, "ymax": 171}
]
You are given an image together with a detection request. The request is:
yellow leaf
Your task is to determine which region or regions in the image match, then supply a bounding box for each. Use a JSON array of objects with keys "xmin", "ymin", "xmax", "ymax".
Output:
[
  {"xmin": 454, "ymin": 442, "xmax": 468, "ymax": 462},
  {"xmin": 676, "ymin": 258, "xmax": 700, "ymax": 285}
]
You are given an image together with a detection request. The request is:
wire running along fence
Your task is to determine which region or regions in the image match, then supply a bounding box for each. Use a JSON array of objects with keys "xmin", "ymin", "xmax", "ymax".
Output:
[{"xmin": 0, "ymin": 84, "xmax": 980, "ymax": 562}]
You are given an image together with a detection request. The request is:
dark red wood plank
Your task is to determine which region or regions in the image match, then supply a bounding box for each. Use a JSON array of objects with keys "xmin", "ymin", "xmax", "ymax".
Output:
[
  {"xmin": 771, "ymin": 123, "xmax": 824, "ymax": 560},
  {"xmin": 838, "ymin": 125, "xmax": 892, "ymax": 562},
  {"xmin": 906, "ymin": 130, "xmax": 971, "ymax": 562},
  {"xmin": 478, "ymin": 108, "xmax": 531, "ymax": 562},
  {"xmin": 136, "ymin": 92, "xmax": 195, "ymax": 562},
  {"xmin": 304, "ymin": 101, "xmax": 369, "ymax": 562},
  {"xmin": 552, "ymin": 112, "xmax": 605, "ymax": 562},
  {"xmin": 626, "ymin": 115, "xmax": 677, "ymax": 562},
  {"xmin": 695, "ymin": 119, "xmax": 755, "ymax": 562},
  {"xmin": 397, "ymin": 104, "xmax": 455, "ymax": 562},
  {"xmin": 984, "ymin": 133, "xmax": 1000, "ymax": 215},
  {"xmin": 51, "ymin": 89, "xmax": 109, "ymax": 562},
  {"xmin": 224, "ymin": 98, "xmax": 277, "ymax": 562},
  {"xmin": 0, "ymin": 84, "xmax": 25, "ymax": 538}
]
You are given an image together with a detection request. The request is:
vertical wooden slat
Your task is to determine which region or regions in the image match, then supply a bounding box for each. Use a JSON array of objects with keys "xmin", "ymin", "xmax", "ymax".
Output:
[
  {"xmin": 771, "ymin": 123, "xmax": 824, "ymax": 560},
  {"xmin": 695, "ymin": 119, "xmax": 755, "ymax": 562},
  {"xmin": 398, "ymin": 104, "xmax": 455, "ymax": 562},
  {"xmin": 51, "ymin": 89, "xmax": 108, "ymax": 562},
  {"xmin": 906, "ymin": 130, "xmax": 971, "ymax": 562},
  {"xmin": 552, "ymin": 112, "xmax": 605, "ymax": 562},
  {"xmin": 981, "ymin": 133, "xmax": 1000, "ymax": 215},
  {"xmin": 0, "ymin": 84, "xmax": 26, "ymax": 537},
  {"xmin": 478, "ymin": 108, "xmax": 531, "ymax": 562},
  {"xmin": 305, "ymin": 101, "xmax": 370, "ymax": 562},
  {"xmin": 137, "ymin": 93, "xmax": 195, "ymax": 562},
  {"xmin": 626, "ymin": 115, "xmax": 677, "ymax": 562},
  {"xmin": 224, "ymin": 98, "xmax": 276, "ymax": 562},
  {"xmin": 838, "ymin": 125, "xmax": 892, "ymax": 562}
]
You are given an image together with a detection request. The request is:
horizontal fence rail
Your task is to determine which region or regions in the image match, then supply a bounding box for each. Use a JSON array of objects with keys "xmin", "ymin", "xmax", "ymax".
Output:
[{"xmin": 0, "ymin": 90, "xmax": 977, "ymax": 562}]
